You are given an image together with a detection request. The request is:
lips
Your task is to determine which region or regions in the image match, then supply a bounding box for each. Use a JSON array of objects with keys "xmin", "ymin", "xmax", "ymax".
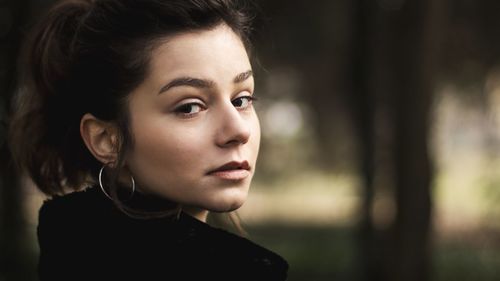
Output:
[
  {"xmin": 209, "ymin": 161, "xmax": 250, "ymax": 173},
  {"xmin": 207, "ymin": 160, "xmax": 251, "ymax": 180}
]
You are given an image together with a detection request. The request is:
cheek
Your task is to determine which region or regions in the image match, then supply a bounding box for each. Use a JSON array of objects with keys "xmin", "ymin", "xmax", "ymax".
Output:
[
  {"xmin": 250, "ymin": 115, "xmax": 261, "ymax": 155},
  {"xmin": 127, "ymin": 121, "xmax": 208, "ymax": 183}
]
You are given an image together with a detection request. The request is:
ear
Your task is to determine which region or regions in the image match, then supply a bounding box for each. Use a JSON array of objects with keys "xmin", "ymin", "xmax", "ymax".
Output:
[{"xmin": 80, "ymin": 113, "xmax": 120, "ymax": 166}]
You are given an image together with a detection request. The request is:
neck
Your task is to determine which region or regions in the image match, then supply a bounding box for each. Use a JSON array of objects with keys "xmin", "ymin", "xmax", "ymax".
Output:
[{"xmin": 182, "ymin": 207, "xmax": 209, "ymax": 222}]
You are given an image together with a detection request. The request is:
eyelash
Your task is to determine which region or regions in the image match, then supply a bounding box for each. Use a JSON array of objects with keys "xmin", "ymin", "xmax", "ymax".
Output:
[
  {"xmin": 174, "ymin": 95, "xmax": 257, "ymax": 118},
  {"xmin": 174, "ymin": 103, "xmax": 205, "ymax": 117},
  {"xmin": 232, "ymin": 95, "xmax": 258, "ymax": 109}
]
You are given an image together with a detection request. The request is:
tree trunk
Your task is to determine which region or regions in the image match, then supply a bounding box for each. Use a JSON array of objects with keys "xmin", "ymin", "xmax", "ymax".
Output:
[
  {"xmin": 384, "ymin": 0, "xmax": 446, "ymax": 280},
  {"xmin": 348, "ymin": 0, "xmax": 383, "ymax": 280},
  {"xmin": 351, "ymin": 0, "xmax": 447, "ymax": 280},
  {"xmin": 0, "ymin": 1, "xmax": 35, "ymax": 281}
]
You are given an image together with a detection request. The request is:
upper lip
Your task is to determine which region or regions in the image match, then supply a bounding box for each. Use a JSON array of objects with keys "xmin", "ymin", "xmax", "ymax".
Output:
[{"xmin": 208, "ymin": 160, "xmax": 250, "ymax": 174}]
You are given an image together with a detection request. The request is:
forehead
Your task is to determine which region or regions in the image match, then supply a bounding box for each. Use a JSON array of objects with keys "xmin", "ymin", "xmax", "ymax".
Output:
[{"xmin": 147, "ymin": 24, "xmax": 251, "ymax": 80}]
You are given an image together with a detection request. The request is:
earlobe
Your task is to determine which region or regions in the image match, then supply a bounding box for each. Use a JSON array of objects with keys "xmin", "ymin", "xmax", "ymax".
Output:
[{"xmin": 80, "ymin": 113, "xmax": 119, "ymax": 165}]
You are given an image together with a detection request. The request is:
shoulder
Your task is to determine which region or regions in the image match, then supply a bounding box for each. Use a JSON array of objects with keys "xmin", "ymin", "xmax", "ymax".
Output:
[
  {"xmin": 178, "ymin": 214, "xmax": 289, "ymax": 280},
  {"xmin": 40, "ymin": 186, "xmax": 104, "ymax": 209},
  {"xmin": 39, "ymin": 186, "xmax": 109, "ymax": 220},
  {"xmin": 37, "ymin": 187, "xmax": 117, "ymax": 280},
  {"xmin": 214, "ymin": 228, "xmax": 289, "ymax": 279},
  {"xmin": 37, "ymin": 187, "xmax": 114, "ymax": 241}
]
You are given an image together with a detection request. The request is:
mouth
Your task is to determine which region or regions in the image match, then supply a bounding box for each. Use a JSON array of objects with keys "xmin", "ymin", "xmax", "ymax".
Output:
[{"xmin": 207, "ymin": 160, "xmax": 251, "ymax": 181}]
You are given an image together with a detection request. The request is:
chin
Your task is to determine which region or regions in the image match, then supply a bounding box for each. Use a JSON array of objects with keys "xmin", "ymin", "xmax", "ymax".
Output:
[
  {"xmin": 226, "ymin": 200, "xmax": 245, "ymax": 212},
  {"xmin": 209, "ymin": 193, "xmax": 247, "ymax": 213}
]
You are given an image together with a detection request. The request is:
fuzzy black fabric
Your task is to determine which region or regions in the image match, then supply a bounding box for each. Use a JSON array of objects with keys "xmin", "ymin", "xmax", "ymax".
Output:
[{"xmin": 37, "ymin": 187, "xmax": 289, "ymax": 281}]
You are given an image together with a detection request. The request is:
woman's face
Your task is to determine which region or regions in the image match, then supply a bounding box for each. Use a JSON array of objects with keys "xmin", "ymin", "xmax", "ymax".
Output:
[{"xmin": 125, "ymin": 24, "xmax": 260, "ymax": 220}]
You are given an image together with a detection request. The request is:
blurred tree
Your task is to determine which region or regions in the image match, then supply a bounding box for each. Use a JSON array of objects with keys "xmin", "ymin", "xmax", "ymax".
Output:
[
  {"xmin": 384, "ymin": 0, "xmax": 445, "ymax": 280},
  {"xmin": 347, "ymin": 0, "xmax": 379, "ymax": 280},
  {"xmin": 350, "ymin": 0, "xmax": 448, "ymax": 280},
  {"xmin": 0, "ymin": 0, "xmax": 35, "ymax": 280}
]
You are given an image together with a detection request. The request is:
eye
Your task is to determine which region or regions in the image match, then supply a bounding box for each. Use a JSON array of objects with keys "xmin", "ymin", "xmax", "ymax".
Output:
[
  {"xmin": 232, "ymin": 95, "xmax": 257, "ymax": 109},
  {"xmin": 174, "ymin": 103, "xmax": 204, "ymax": 117}
]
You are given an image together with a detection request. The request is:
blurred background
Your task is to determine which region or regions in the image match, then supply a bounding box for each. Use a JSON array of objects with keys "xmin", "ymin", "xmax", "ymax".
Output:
[{"xmin": 2, "ymin": 0, "xmax": 500, "ymax": 280}]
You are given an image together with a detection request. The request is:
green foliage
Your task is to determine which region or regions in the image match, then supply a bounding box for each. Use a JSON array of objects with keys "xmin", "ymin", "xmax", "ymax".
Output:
[
  {"xmin": 434, "ymin": 240, "xmax": 500, "ymax": 281},
  {"xmin": 247, "ymin": 224, "xmax": 356, "ymax": 281},
  {"xmin": 247, "ymin": 224, "xmax": 500, "ymax": 281}
]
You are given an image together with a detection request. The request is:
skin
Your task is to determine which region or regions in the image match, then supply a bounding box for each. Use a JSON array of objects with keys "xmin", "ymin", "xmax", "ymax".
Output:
[{"xmin": 120, "ymin": 24, "xmax": 261, "ymax": 222}]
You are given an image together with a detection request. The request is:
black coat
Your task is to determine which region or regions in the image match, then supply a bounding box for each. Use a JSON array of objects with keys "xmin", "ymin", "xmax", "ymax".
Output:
[{"xmin": 37, "ymin": 187, "xmax": 289, "ymax": 281}]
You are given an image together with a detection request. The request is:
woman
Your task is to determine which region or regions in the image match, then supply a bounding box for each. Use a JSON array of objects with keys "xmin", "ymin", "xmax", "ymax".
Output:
[{"xmin": 9, "ymin": 0, "xmax": 289, "ymax": 280}]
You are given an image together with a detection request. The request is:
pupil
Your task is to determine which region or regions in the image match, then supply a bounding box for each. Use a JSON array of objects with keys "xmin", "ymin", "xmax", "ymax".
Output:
[{"xmin": 180, "ymin": 105, "xmax": 193, "ymax": 113}]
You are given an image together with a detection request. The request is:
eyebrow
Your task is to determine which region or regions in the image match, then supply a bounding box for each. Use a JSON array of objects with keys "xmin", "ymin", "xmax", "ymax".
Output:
[
  {"xmin": 158, "ymin": 70, "xmax": 253, "ymax": 94},
  {"xmin": 234, "ymin": 70, "xmax": 253, "ymax": 83}
]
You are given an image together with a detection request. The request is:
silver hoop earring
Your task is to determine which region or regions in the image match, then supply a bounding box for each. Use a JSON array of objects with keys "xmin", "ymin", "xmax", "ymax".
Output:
[{"xmin": 98, "ymin": 164, "xmax": 135, "ymax": 200}]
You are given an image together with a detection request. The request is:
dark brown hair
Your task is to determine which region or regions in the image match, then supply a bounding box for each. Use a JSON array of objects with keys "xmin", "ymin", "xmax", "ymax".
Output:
[{"xmin": 9, "ymin": 0, "xmax": 254, "ymax": 208}]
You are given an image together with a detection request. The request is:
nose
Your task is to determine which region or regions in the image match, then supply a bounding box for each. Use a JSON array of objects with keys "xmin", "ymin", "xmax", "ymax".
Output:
[{"xmin": 215, "ymin": 102, "xmax": 251, "ymax": 148}]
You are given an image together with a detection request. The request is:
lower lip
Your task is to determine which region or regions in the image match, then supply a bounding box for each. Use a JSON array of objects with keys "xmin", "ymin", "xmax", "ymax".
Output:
[{"xmin": 208, "ymin": 169, "xmax": 250, "ymax": 180}]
